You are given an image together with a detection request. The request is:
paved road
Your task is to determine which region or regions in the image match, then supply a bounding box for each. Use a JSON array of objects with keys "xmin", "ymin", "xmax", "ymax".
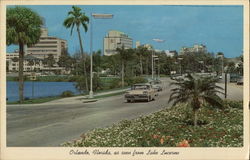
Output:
[
  {"xmin": 7, "ymin": 78, "xmax": 173, "ymax": 147},
  {"xmin": 6, "ymin": 78, "xmax": 243, "ymax": 147}
]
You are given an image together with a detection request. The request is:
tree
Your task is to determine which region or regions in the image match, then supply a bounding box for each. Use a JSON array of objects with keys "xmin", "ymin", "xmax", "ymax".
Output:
[
  {"xmin": 93, "ymin": 50, "xmax": 102, "ymax": 76},
  {"xmin": 236, "ymin": 55, "xmax": 243, "ymax": 76},
  {"xmin": 44, "ymin": 54, "xmax": 56, "ymax": 72},
  {"xmin": 116, "ymin": 46, "xmax": 133, "ymax": 87},
  {"xmin": 168, "ymin": 74, "xmax": 224, "ymax": 127},
  {"xmin": 7, "ymin": 6, "xmax": 43, "ymax": 103},
  {"xmin": 226, "ymin": 61, "xmax": 236, "ymax": 74},
  {"xmin": 63, "ymin": 6, "xmax": 89, "ymax": 91},
  {"xmin": 58, "ymin": 49, "xmax": 73, "ymax": 72},
  {"xmin": 6, "ymin": 61, "xmax": 9, "ymax": 72},
  {"xmin": 135, "ymin": 46, "xmax": 148, "ymax": 75}
]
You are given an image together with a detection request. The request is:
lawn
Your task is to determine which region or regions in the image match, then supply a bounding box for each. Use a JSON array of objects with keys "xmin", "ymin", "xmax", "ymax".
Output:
[
  {"xmin": 63, "ymin": 100, "xmax": 243, "ymax": 147},
  {"xmin": 7, "ymin": 96, "xmax": 62, "ymax": 104}
]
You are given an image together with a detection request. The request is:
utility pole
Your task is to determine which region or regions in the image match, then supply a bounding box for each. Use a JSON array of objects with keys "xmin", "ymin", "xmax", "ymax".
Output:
[{"xmin": 225, "ymin": 72, "xmax": 227, "ymax": 98}]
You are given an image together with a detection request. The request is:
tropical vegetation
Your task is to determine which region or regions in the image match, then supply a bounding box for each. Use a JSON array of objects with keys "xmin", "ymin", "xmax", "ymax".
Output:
[
  {"xmin": 168, "ymin": 74, "xmax": 224, "ymax": 126},
  {"xmin": 62, "ymin": 100, "xmax": 243, "ymax": 147},
  {"xmin": 7, "ymin": 6, "xmax": 43, "ymax": 103},
  {"xmin": 63, "ymin": 5, "xmax": 89, "ymax": 91}
]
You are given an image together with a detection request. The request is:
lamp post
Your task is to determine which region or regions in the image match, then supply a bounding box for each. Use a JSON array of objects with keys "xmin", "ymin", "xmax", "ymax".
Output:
[
  {"xmin": 152, "ymin": 38, "xmax": 165, "ymax": 80},
  {"xmin": 178, "ymin": 57, "xmax": 183, "ymax": 75},
  {"xmin": 89, "ymin": 13, "xmax": 113, "ymax": 98},
  {"xmin": 154, "ymin": 57, "xmax": 159, "ymax": 80},
  {"xmin": 151, "ymin": 49, "xmax": 154, "ymax": 80},
  {"xmin": 199, "ymin": 60, "xmax": 204, "ymax": 73}
]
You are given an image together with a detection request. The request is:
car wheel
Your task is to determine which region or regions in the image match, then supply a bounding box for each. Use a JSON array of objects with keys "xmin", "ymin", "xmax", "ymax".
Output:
[{"xmin": 127, "ymin": 99, "xmax": 131, "ymax": 103}]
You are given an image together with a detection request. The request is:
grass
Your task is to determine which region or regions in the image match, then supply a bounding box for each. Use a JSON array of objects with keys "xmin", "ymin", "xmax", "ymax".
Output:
[
  {"xmin": 62, "ymin": 100, "xmax": 243, "ymax": 147},
  {"xmin": 94, "ymin": 91, "xmax": 125, "ymax": 99},
  {"xmin": 7, "ymin": 89, "xmax": 126, "ymax": 105},
  {"xmin": 7, "ymin": 96, "xmax": 62, "ymax": 104}
]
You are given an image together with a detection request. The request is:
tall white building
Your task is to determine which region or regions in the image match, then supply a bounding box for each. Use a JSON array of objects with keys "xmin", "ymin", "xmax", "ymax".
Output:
[
  {"xmin": 103, "ymin": 30, "xmax": 133, "ymax": 56},
  {"xmin": 179, "ymin": 44, "xmax": 207, "ymax": 55},
  {"xmin": 6, "ymin": 28, "xmax": 69, "ymax": 74},
  {"xmin": 25, "ymin": 28, "xmax": 68, "ymax": 61}
]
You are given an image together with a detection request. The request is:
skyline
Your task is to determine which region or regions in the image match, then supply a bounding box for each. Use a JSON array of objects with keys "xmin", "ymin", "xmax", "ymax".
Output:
[{"xmin": 7, "ymin": 5, "xmax": 243, "ymax": 58}]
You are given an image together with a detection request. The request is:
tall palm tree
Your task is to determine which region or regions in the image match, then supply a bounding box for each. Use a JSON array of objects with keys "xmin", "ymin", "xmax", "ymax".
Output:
[
  {"xmin": 135, "ymin": 46, "xmax": 148, "ymax": 75},
  {"xmin": 63, "ymin": 6, "xmax": 89, "ymax": 91},
  {"xmin": 168, "ymin": 74, "xmax": 224, "ymax": 127},
  {"xmin": 7, "ymin": 6, "xmax": 43, "ymax": 103},
  {"xmin": 116, "ymin": 46, "xmax": 133, "ymax": 87}
]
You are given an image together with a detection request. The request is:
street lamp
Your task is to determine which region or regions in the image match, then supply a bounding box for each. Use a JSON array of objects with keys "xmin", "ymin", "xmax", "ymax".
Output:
[
  {"xmin": 198, "ymin": 60, "xmax": 204, "ymax": 73},
  {"xmin": 152, "ymin": 38, "xmax": 164, "ymax": 80},
  {"xmin": 89, "ymin": 13, "xmax": 113, "ymax": 99},
  {"xmin": 178, "ymin": 57, "xmax": 183, "ymax": 75},
  {"xmin": 154, "ymin": 57, "xmax": 160, "ymax": 80}
]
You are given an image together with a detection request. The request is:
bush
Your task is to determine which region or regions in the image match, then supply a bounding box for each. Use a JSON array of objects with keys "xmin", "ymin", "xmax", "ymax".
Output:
[
  {"xmin": 223, "ymin": 100, "xmax": 243, "ymax": 109},
  {"xmin": 62, "ymin": 102, "xmax": 243, "ymax": 147},
  {"xmin": 125, "ymin": 76, "xmax": 147, "ymax": 86},
  {"xmin": 109, "ymin": 78, "xmax": 124, "ymax": 89},
  {"xmin": 61, "ymin": 90, "xmax": 74, "ymax": 97}
]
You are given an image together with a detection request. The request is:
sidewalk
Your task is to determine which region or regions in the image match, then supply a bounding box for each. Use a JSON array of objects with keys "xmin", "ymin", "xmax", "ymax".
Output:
[{"xmin": 7, "ymin": 88, "xmax": 130, "ymax": 106}]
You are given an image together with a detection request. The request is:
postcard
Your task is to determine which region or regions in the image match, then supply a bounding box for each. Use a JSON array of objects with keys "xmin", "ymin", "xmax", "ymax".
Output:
[{"xmin": 0, "ymin": 0, "xmax": 249, "ymax": 160}]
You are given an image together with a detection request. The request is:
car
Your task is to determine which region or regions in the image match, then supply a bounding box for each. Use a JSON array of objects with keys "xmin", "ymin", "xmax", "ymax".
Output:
[
  {"xmin": 125, "ymin": 83, "xmax": 156, "ymax": 102},
  {"xmin": 152, "ymin": 85, "xmax": 162, "ymax": 92},
  {"xmin": 237, "ymin": 77, "xmax": 243, "ymax": 85},
  {"xmin": 149, "ymin": 80, "xmax": 163, "ymax": 92}
]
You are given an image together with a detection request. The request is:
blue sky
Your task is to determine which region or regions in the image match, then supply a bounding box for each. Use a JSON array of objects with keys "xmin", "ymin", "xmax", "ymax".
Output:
[{"xmin": 7, "ymin": 5, "xmax": 243, "ymax": 58}]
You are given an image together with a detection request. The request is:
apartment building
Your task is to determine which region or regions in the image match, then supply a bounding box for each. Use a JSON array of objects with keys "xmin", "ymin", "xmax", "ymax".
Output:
[
  {"xmin": 179, "ymin": 44, "xmax": 207, "ymax": 55},
  {"xmin": 25, "ymin": 28, "xmax": 67, "ymax": 61},
  {"xmin": 6, "ymin": 28, "xmax": 69, "ymax": 74},
  {"xmin": 6, "ymin": 52, "xmax": 43, "ymax": 72},
  {"xmin": 103, "ymin": 30, "xmax": 133, "ymax": 56}
]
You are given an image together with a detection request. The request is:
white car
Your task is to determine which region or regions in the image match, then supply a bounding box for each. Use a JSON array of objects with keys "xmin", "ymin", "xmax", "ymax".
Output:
[{"xmin": 125, "ymin": 83, "xmax": 156, "ymax": 102}]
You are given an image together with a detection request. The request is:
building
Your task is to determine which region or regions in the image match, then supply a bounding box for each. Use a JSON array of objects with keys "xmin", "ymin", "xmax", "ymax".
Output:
[
  {"xmin": 6, "ymin": 28, "xmax": 70, "ymax": 75},
  {"xmin": 6, "ymin": 52, "xmax": 44, "ymax": 73},
  {"xmin": 103, "ymin": 30, "xmax": 133, "ymax": 56},
  {"xmin": 135, "ymin": 41, "xmax": 141, "ymax": 48},
  {"xmin": 164, "ymin": 50, "xmax": 177, "ymax": 57},
  {"xmin": 179, "ymin": 44, "xmax": 207, "ymax": 55},
  {"xmin": 142, "ymin": 44, "xmax": 153, "ymax": 50},
  {"xmin": 25, "ymin": 28, "xmax": 68, "ymax": 61}
]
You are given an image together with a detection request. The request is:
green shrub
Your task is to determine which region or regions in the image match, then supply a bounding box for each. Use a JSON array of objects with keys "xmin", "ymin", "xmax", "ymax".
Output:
[
  {"xmin": 61, "ymin": 90, "xmax": 74, "ymax": 97},
  {"xmin": 223, "ymin": 100, "xmax": 243, "ymax": 109},
  {"xmin": 125, "ymin": 76, "xmax": 147, "ymax": 86},
  {"xmin": 109, "ymin": 78, "xmax": 123, "ymax": 89},
  {"xmin": 62, "ymin": 102, "xmax": 243, "ymax": 147}
]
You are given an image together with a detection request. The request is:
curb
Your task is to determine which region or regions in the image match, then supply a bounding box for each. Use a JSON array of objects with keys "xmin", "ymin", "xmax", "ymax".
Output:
[{"xmin": 82, "ymin": 99, "xmax": 98, "ymax": 103}]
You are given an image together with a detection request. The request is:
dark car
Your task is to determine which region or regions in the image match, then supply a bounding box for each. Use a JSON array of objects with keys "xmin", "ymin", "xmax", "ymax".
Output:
[{"xmin": 237, "ymin": 77, "xmax": 243, "ymax": 85}]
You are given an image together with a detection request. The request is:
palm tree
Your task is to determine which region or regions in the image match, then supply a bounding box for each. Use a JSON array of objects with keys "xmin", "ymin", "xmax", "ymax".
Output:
[
  {"xmin": 63, "ymin": 5, "xmax": 89, "ymax": 91},
  {"xmin": 7, "ymin": 6, "xmax": 43, "ymax": 103},
  {"xmin": 168, "ymin": 74, "xmax": 224, "ymax": 127},
  {"xmin": 44, "ymin": 54, "xmax": 56, "ymax": 73},
  {"xmin": 116, "ymin": 46, "xmax": 133, "ymax": 87},
  {"xmin": 135, "ymin": 46, "xmax": 148, "ymax": 75}
]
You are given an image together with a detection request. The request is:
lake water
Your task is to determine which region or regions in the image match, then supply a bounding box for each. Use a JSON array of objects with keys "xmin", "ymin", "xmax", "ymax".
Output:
[{"xmin": 7, "ymin": 81, "xmax": 81, "ymax": 102}]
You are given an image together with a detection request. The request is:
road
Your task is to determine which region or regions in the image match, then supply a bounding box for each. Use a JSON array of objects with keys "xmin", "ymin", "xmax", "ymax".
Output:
[{"xmin": 6, "ymin": 78, "xmax": 243, "ymax": 147}]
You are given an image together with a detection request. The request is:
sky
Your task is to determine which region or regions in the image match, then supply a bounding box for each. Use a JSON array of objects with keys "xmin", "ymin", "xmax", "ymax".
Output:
[{"xmin": 7, "ymin": 5, "xmax": 243, "ymax": 58}]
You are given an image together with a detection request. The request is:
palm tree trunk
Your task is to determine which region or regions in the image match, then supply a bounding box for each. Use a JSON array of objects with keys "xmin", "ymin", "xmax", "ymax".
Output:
[
  {"xmin": 77, "ymin": 26, "xmax": 89, "ymax": 91},
  {"xmin": 140, "ymin": 55, "xmax": 143, "ymax": 75},
  {"xmin": 19, "ymin": 43, "xmax": 24, "ymax": 103},
  {"xmin": 194, "ymin": 109, "xmax": 198, "ymax": 127},
  {"xmin": 121, "ymin": 60, "xmax": 124, "ymax": 88}
]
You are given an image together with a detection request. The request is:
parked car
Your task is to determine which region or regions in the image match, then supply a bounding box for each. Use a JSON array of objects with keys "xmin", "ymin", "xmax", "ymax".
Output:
[
  {"xmin": 237, "ymin": 77, "xmax": 243, "ymax": 85},
  {"xmin": 125, "ymin": 83, "xmax": 156, "ymax": 102}
]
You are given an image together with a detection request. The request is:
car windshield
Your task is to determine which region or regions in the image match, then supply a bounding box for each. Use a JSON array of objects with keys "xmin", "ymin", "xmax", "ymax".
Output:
[{"xmin": 132, "ymin": 85, "xmax": 149, "ymax": 90}]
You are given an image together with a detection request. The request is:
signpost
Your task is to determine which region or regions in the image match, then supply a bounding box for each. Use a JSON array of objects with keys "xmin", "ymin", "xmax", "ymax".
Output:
[{"xmin": 29, "ymin": 73, "xmax": 37, "ymax": 98}]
